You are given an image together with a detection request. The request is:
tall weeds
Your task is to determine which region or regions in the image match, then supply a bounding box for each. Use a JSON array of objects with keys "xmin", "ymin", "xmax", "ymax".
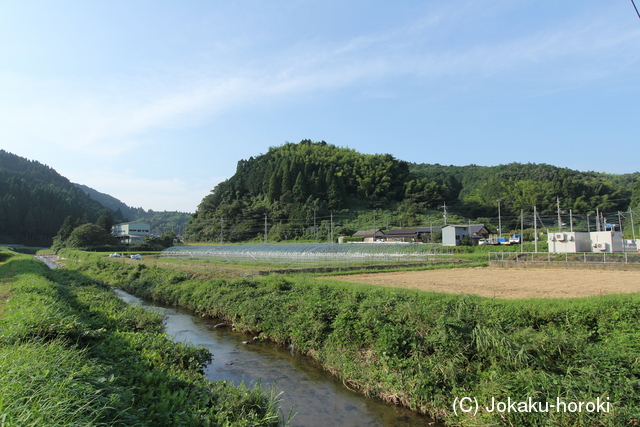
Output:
[
  {"xmin": 73, "ymin": 255, "xmax": 640, "ymax": 426},
  {"xmin": 0, "ymin": 250, "xmax": 285, "ymax": 426}
]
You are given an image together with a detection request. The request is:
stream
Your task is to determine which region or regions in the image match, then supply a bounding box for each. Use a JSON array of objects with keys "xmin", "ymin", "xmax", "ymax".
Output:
[{"xmin": 113, "ymin": 288, "xmax": 441, "ymax": 427}]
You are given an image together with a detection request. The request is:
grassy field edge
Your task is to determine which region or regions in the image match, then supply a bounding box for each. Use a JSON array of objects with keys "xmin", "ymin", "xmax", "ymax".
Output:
[
  {"xmin": 0, "ymin": 248, "xmax": 285, "ymax": 427},
  {"xmin": 64, "ymin": 250, "xmax": 640, "ymax": 426}
]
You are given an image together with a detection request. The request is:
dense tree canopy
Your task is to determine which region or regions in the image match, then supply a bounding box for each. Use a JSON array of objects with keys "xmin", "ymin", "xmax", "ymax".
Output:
[
  {"xmin": 65, "ymin": 223, "xmax": 118, "ymax": 249},
  {"xmin": 187, "ymin": 141, "xmax": 639, "ymax": 243},
  {"xmin": 410, "ymin": 162, "xmax": 637, "ymax": 217},
  {"xmin": 187, "ymin": 140, "xmax": 418, "ymax": 242},
  {"xmin": 0, "ymin": 150, "xmax": 126, "ymax": 245}
]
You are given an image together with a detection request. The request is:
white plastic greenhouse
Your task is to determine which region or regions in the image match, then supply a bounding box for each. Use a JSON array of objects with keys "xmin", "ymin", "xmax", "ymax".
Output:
[{"xmin": 161, "ymin": 243, "xmax": 453, "ymax": 268}]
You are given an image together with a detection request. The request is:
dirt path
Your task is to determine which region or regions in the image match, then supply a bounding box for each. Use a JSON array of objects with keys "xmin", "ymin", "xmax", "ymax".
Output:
[{"xmin": 329, "ymin": 267, "xmax": 640, "ymax": 299}]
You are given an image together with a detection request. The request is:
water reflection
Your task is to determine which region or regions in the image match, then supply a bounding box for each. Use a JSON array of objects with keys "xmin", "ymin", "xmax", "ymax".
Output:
[{"xmin": 114, "ymin": 288, "xmax": 441, "ymax": 427}]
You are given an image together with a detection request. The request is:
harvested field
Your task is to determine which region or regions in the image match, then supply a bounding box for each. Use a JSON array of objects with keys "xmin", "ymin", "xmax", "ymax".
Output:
[{"xmin": 330, "ymin": 267, "xmax": 640, "ymax": 299}]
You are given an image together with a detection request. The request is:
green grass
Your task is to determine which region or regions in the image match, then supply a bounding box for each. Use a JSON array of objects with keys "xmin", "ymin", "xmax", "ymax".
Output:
[
  {"xmin": 0, "ymin": 249, "xmax": 285, "ymax": 426},
  {"xmin": 0, "ymin": 339, "xmax": 122, "ymax": 427},
  {"xmin": 69, "ymin": 253, "xmax": 640, "ymax": 426}
]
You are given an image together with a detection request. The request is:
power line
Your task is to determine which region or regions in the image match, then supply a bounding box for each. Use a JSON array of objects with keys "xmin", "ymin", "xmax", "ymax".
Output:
[{"xmin": 632, "ymin": 0, "xmax": 640, "ymax": 20}]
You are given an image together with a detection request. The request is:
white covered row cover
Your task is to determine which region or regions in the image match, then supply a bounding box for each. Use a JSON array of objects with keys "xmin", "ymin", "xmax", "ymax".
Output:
[{"xmin": 161, "ymin": 243, "xmax": 451, "ymax": 266}]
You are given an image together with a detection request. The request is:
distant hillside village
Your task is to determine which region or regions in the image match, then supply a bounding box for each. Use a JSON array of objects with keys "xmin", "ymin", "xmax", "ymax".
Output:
[
  {"xmin": 347, "ymin": 224, "xmax": 491, "ymax": 246},
  {"xmin": 346, "ymin": 223, "xmax": 637, "ymax": 255},
  {"xmin": 110, "ymin": 218, "xmax": 636, "ymax": 256}
]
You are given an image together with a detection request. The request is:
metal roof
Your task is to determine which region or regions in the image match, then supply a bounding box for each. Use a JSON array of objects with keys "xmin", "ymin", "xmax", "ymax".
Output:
[
  {"xmin": 385, "ymin": 229, "xmax": 418, "ymax": 236},
  {"xmin": 352, "ymin": 229, "xmax": 385, "ymax": 237}
]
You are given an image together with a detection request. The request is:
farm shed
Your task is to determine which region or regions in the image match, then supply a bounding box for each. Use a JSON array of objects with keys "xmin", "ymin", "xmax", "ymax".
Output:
[
  {"xmin": 352, "ymin": 229, "xmax": 385, "ymax": 243},
  {"xmin": 384, "ymin": 229, "xmax": 418, "ymax": 242},
  {"xmin": 442, "ymin": 224, "xmax": 490, "ymax": 246}
]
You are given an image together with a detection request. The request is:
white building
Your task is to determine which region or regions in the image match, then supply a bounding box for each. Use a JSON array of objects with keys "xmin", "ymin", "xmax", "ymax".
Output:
[
  {"xmin": 112, "ymin": 221, "xmax": 151, "ymax": 245},
  {"xmin": 442, "ymin": 224, "xmax": 490, "ymax": 246},
  {"xmin": 547, "ymin": 232, "xmax": 591, "ymax": 253},
  {"xmin": 589, "ymin": 231, "xmax": 624, "ymax": 253},
  {"xmin": 547, "ymin": 230, "xmax": 624, "ymax": 253}
]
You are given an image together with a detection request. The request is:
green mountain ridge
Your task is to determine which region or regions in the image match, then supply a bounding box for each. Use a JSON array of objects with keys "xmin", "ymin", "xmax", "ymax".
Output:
[
  {"xmin": 0, "ymin": 149, "xmax": 126, "ymax": 245},
  {"xmin": 186, "ymin": 140, "xmax": 640, "ymax": 243},
  {"xmin": 73, "ymin": 183, "xmax": 134, "ymax": 217},
  {"xmin": 0, "ymin": 150, "xmax": 190, "ymax": 245},
  {"xmin": 73, "ymin": 183, "xmax": 191, "ymax": 236},
  {"xmin": 2, "ymin": 143, "xmax": 638, "ymax": 246}
]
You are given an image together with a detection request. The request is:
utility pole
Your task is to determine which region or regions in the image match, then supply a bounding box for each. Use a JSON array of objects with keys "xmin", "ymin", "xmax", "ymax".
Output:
[
  {"xmin": 534, "ymin": 205, "xmax": 538, "ymax": 253},
  {"xmin": 630, "ymin": 208, "xmax": 636, "ymax": 241},
  {"xmin": 569, "ymin": 209, "xmax": 573, "ymax": 232},
  {"xmin": 596, "ymin": 208, "xmax": 600, "ymax": 232},
  {"xmin": 521, "ymin": 209, "xmax": 524, "ymax": 254},
  {"xmin": 220, "ymin": 218, "xmax": 224, "ymax": 244},
  {"xmin": 442, "ymin": 203, "xmax": 448, "ymax": 225},
  {"xmin": 330, "ymin": 212, "xmax": 334, "ymax": 244},
  {"xmin": 496, "ymin": 199, "xmax": 503, "ymax": 238},
  {"xmin": 264, "ymin": 213, "xmax": 268, "ymax": 244},
  {"xmin": 587, "ymin": 214, "xmax": 591, "ymax": 232},
  {"xmin": 618, "ymin": 211, "xmax": 623, "ymax": 233},
  {"xmin": 373, "ymin": 210, "xmax": 376, "ymax": 233},
  {"xmin": 312, "ymin": 208, "xmax": 317, "ymax": 242},
  {"xmin": 557, "ymin": 197, "xmax": 562, "ymax": 232}
]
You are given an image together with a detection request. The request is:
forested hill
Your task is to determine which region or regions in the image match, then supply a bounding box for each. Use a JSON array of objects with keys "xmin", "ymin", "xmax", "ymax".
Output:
[
  {"xmin": 186, "ymin": 140, "xmax": 639, "ymax": 243},
  {"xmin": 187, "ymin": 140, "xmax": 414, "ymax": 241},
  {"xmin": 74, "ymin": 183, "xmax": 133, "ymax": 217},
  {"xmin": 410, "ymin": 162, "xmax": 639, "ymax": 218},
  {"xmin": 74, "ymin": 183, "xmax": 191, "ymax": 235},
  {"xmin": 0, "ymin": 150, "xmax": 125, "ymax": 245}
]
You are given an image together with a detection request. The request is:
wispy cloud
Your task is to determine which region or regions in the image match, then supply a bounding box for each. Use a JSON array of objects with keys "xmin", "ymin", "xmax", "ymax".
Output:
[{"xmin": 1, "ymin": 1, "xmax": 638, "ymax": 160}]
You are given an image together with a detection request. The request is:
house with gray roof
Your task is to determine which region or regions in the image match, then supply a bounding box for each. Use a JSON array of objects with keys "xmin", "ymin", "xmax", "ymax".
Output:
[{"xmin": 352, "ymin": 229, "xmax": 385, "ymax": 242}]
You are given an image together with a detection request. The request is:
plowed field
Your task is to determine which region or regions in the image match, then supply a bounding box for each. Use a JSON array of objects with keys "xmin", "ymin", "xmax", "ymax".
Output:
[{"xmin": 330, "ymin": 267, "xmax": 640, "ymax": 299}]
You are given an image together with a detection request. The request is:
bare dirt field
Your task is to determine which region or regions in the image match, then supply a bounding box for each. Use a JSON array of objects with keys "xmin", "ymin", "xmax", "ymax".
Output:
[{"xmin": 329, "ymin": 267, "xmax": 640, "ymax": 299}]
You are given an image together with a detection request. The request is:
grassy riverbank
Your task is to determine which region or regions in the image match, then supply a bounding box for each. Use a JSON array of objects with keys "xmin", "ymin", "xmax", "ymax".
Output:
[
  {"xmin": 64, "ymin": 249, "xmax": 640, "ymax": 426},
  {"xmin": 0, "ymin": 249, "xmax": 283, "ymax": 426}
]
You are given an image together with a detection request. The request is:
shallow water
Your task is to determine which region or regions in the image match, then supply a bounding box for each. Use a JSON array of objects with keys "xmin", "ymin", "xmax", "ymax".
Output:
[
  {"xmin": 34, "ymin": 255, "xmax": 59, "ymax": 269},
  {"xmin": 114, "ymin": 288, "xmax": 442, "ymax": 427}
]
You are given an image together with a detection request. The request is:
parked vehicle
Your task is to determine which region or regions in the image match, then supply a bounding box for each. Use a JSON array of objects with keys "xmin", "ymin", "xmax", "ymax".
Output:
[{"xmin": 509, "ymin": 234, "xmax": 522, "ymax": 244}]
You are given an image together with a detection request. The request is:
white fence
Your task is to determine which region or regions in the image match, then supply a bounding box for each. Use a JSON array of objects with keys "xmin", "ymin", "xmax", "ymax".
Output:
[{"xmin": 489, "ymin": 251, "xmax": 640, "ymax": 266}]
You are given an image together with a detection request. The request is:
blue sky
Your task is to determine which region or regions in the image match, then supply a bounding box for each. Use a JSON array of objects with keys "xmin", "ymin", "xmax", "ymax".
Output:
[{"xmin": 2, "ymin": 1, "xmax": 639, "ymax": 212}]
